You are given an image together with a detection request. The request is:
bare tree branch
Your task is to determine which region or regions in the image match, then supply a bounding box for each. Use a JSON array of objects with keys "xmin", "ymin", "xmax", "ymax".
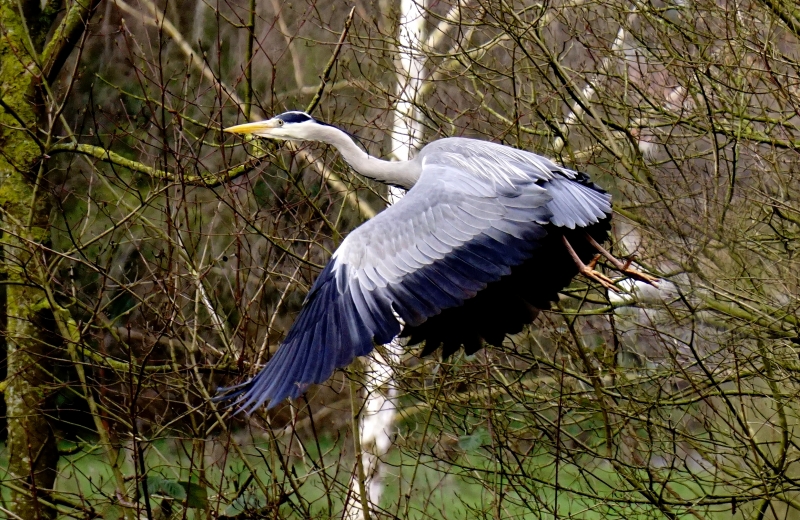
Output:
[{"xmin": 41, "ymin": 0, "xmax": 102, "ymax": 83}]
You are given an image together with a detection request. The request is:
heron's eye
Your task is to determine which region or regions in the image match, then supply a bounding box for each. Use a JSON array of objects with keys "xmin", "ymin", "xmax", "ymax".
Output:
[{"xmin": 277, "ymin": 120, "xmax": 284, "ymax": 126}]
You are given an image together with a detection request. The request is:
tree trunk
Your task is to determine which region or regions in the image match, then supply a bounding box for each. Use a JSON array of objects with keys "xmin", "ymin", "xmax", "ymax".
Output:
[
  {"xmin": 0, "ymin": 2, "xmax": 60, "ymax": 518},
  {"xmin": 345, "ymin": 2, "xmax": 427, "ymax": 518}
]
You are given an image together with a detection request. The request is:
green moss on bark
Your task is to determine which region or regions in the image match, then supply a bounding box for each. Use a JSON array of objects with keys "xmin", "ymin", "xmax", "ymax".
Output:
[{"xmin": 0, "ymin": 1, "xmax": 59, "ymax": 518}]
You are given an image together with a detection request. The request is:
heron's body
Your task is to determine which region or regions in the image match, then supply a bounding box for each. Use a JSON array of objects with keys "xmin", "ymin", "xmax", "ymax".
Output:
[{"xmin": 220, "ymin": 112, "xmax": 615, "ymax": 411}]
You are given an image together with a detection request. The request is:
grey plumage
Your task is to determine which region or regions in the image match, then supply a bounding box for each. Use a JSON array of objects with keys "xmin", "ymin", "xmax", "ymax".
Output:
[{"xmin": 219, "ymin": 113, "xmax": 612, "ymax": 412}]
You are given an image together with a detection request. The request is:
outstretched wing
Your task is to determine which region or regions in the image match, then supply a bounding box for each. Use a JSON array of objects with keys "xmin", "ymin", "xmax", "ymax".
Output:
[{"xmin": 218, "ymin": 141, "xmax": 610, "ymax": 412}]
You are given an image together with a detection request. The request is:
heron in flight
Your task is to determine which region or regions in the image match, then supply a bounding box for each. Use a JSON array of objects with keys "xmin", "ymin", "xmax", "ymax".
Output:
[{"xmin": 219, "ymin": 111, "xmax": 655, "ymax": 412}]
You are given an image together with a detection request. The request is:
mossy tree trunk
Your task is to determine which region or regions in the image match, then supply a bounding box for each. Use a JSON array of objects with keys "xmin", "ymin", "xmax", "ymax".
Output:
[{"xmin": 0, "ymin": 1, "xmax": 95, "ymax": 517}]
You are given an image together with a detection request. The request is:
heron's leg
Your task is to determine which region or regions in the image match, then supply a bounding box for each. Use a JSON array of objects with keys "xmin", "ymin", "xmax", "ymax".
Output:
[
  {"xmin": 584, "ymin": 234, "xmax": 659, "ymax": 285},
  {"xmin": 562, "ymin": 236, "xmax": 620, "ymax": 292}
]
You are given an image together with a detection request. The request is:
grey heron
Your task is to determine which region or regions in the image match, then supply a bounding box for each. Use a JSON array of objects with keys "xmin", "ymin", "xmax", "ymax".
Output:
[{"xmin": 219, "ymin": 111, "xmax": 655, "ymax": 412}]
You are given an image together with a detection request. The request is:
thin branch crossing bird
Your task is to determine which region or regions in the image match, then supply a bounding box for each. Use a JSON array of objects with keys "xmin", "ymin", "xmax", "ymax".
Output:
[{"xmin": 218, "ymin": 111, "xmax": 656, "ymax": 412}]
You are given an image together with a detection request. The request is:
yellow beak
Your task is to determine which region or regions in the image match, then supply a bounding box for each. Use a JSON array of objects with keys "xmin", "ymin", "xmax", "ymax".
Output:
[{"xmin": 223, "ymin": 120, "xmax": 279, "ymax": 135}]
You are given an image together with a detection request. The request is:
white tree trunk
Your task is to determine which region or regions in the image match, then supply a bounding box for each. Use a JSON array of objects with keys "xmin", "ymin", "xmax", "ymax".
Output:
[{"xmin": 345, "ymin": 1, "xmax": 426, "ymax": 518}]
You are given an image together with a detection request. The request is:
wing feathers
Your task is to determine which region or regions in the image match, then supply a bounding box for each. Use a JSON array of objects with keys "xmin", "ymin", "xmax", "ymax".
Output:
[
  {"xmin": 389, "ymin": 282, "xmax": 434, "ymax": 326},
  {"xmin": 373, "ymin": 254, "xmax": 405, "ymax": 283},
  {"xmin": 416, "ymin": 239, "xmax": 445, "ymax": 261},
  {"xmin": 422, "ymin": 232, "xmax": 453, "ymax": 255},
  {"xmin": 217, "ymin": 154, "xmax": 613, "ymax": 411},
  {"xmin": 545, "ymin": 175, "xmax": 611, "ymax": 229},
  {"xmin": 360, "ymin": 264, "xmax": 383, "ymax": 290},
  {"xmin": 396, "ymin": 248, "xmax": 425, "ymax": 271}
]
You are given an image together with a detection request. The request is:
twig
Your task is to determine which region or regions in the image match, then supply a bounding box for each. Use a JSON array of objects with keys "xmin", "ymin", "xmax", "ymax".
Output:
[
  {"xmin": 114, "ymin": 0, "xmax": 245, "ymax": 108},
  {"xmin": 348, "ymin": 368, "xmax": 372, "ymax": 520},
  {"xmin": 49, "ymin": 142, "xmax": 265, "ymax": 187},
  {"xmin": 306, "ymin": 7, "xmax": 356, "ymax": 115},
  {"xmin": 111, "ymin": 0, "xmax": 378, "ymax": 219},
  {"xmin": 243, "ymin": 0, "xmax": 256, "ymax": 120}
]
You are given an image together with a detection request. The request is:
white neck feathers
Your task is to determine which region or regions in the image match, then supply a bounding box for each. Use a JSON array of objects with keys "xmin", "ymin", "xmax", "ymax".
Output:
[{"xmin": 304, "ymin": 124, "xmax": 421, "ymax": 189}]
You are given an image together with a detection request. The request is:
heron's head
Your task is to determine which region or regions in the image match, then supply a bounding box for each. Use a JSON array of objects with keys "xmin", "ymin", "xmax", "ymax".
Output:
[{"xmin": 224, "ymin": 111, "xmax": 328, "ymax": 142}]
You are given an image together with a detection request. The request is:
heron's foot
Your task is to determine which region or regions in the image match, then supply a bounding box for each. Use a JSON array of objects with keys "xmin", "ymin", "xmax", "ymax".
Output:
[
  {"xmin": 584, "ymin": 234, "xmax": 659, "ymax": 287},
  {"xmin": 617, "ymin": 260, "xmax": 659, "ymax": 285},
  {"xmin": 579, "ymin": 255, "xmax": 621, "ymax": 292},
  {"xmin": 562, "ymin": 237, "xmax": 621, "ymax": 292}
]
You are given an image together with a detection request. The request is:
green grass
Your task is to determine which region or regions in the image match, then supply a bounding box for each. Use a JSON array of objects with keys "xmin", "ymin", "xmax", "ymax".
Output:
[{"xmin": 0, "ymin": 431, "xmax": 740, "ymax": 519}]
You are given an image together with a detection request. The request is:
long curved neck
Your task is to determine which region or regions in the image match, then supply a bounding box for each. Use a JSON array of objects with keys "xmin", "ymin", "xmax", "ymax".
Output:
[{"xmin": 304, "ymin": 124, "xmax": 421, "ymax": 189}]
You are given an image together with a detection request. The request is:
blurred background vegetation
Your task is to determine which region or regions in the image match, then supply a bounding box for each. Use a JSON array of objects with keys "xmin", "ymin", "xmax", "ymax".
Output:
[{"xmin": 2, "ymin": 0, "xmax": 800, "ymax": 518}]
